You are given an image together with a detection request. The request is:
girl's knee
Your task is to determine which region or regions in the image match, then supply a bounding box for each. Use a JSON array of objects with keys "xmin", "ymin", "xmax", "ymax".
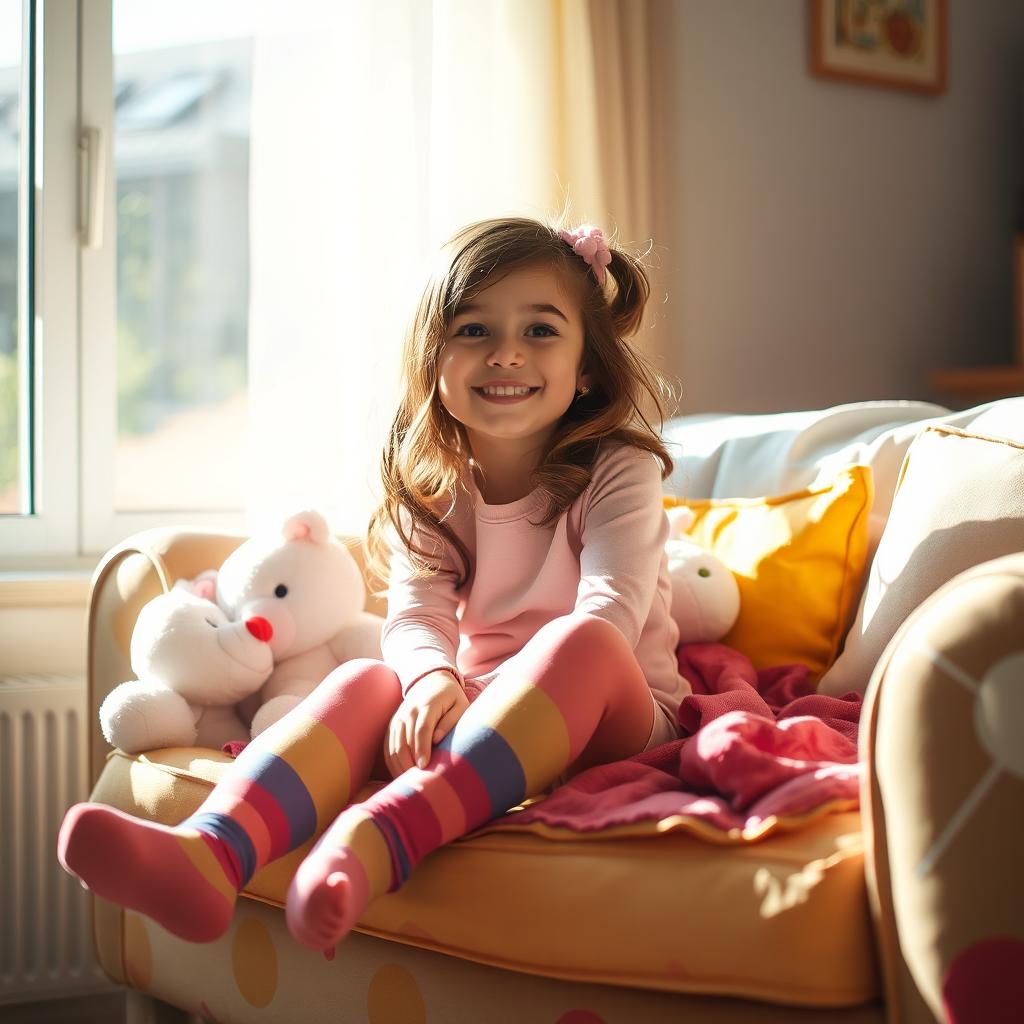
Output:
[
  {"xmin": 321, "ymin": 659, "xmax": 401, "ymax": 698},
  {"xmin": 534, "ymin": 614, "xmax": 633, "ymax": 666}
]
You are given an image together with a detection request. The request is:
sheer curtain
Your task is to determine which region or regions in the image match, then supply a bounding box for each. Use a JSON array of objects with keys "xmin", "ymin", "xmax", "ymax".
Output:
[{"xmin": 245, "ymin": 0, "xmax": 672, "ymax": 537}]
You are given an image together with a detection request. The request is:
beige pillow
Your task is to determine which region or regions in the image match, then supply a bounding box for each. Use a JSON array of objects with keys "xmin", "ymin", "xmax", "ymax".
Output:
[{"xmin": 818, "ymin": 425, "xmax": 1024, "ymax": 696}]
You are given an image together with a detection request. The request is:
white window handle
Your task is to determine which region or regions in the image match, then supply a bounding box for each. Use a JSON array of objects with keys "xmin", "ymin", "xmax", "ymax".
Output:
[{"xmin": 78, "ymin": 126, "xmax": 105, "ymax": 249}]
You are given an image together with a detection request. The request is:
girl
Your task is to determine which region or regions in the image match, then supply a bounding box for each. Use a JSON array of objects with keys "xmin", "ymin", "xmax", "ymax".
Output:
[{"xmin": 58, "ymin": 216, "xmax": 690, "ymax": 953}]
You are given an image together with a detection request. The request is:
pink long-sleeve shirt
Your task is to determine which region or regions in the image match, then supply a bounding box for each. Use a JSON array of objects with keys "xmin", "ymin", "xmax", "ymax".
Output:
[{"xmin": 381, "ymin": 442, "xmax": 691, "ymax": 738}]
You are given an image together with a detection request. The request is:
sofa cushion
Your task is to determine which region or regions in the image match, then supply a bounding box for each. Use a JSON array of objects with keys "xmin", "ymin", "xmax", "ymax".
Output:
[
  {"xmin": 664, "ymin": 465, "xmax": 873, "ymax": 681},
  {"xmin": 90, "ymin": 748, "xmax": 879, "ymax": 1008},
  {"xmin": 819, "ymin": 425, "xmax": 1024, "ymax": 697}
]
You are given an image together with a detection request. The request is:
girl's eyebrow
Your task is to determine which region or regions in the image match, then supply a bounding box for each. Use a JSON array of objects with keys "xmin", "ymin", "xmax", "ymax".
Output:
[
  {"xmin": 452, "ymin": 302, "xmax": 569, "ymax": 323},
  {"xmin": 526, "ymin": 303, "xmax": 569, "ymax": 322}
]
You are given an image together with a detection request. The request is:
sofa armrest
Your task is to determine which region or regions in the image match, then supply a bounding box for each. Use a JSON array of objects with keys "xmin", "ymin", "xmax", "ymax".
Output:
[
  {"xmin": 87, "ymin": 528, "xmax": 248, "ymax": 782},
  {"xmin": 861, "ymin": 552, "xmax": 1024, "ymax": 1024}
]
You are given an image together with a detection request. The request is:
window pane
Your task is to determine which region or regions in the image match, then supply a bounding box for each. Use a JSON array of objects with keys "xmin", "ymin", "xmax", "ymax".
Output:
[
  {"xmin": 113, "ymin": 3, "xmax": 253, "ymax": 511},
  {"xmin": 0, "ymin": 1, "xmax": 23, "ymax": 515}
]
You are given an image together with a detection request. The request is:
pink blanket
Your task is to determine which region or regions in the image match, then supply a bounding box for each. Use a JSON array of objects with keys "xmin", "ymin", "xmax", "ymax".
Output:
[{"xmin": 490, "ymin": 642, "xmax": 863, "ymax": 841}]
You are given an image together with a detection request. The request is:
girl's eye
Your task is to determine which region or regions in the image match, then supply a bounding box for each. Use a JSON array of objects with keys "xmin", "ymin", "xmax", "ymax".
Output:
[
  {"xmin": 455, "ymin": 323, "xmax": 488, "ymax": 338},
  {"xmin": 526, "ymin": 323, "xmax": 558, "ymax": 338}
]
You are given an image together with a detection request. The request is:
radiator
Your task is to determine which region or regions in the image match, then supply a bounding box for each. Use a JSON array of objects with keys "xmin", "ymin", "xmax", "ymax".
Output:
[{"xmin": 0, "ymin": 675, "xmax": 112, "ymax": 1005}]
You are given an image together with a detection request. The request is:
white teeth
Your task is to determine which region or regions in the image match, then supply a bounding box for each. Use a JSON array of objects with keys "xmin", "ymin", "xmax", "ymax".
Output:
[{"xmin": 481, "ymin": 385, "xmax": 533, "ymax": 396}]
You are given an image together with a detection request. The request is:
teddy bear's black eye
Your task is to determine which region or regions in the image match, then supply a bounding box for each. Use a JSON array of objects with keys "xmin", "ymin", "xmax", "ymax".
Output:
[{"xmin": 274, "ymin": 584, "xmax": 288, "ymax": 598}]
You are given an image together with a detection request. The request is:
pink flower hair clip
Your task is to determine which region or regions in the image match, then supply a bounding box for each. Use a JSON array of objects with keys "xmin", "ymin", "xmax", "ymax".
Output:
[{"xmin": 558, "ymin": 224, "xmax": 612, "ymax": 287}]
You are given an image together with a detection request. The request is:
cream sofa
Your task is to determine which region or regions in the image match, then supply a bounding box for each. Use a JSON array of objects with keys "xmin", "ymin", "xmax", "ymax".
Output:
[{"xmin": 82, "ymin": 398, "xmax": 1024, "ymax": 1024}]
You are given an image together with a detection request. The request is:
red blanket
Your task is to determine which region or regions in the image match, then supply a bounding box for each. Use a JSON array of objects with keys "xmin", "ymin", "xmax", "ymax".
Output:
[{"xmin": 490, "ymin": 642, "xmax": 863, "ymax": 841}]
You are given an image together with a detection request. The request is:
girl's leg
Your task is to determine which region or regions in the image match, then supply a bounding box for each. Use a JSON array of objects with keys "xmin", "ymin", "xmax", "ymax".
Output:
[
  {"xmin": 287, "ymin": 614, "xmax": 653, "ymax": 949},
  {"xmin": 57, "ymin": 659, "xmax": 401, "ymax": 943}
]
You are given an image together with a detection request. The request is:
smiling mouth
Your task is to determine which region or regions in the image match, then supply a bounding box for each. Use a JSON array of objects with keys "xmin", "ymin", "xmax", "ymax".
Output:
[{"xmin": 472, "ymin": 386, "xmax": 542, "ymax": 401}]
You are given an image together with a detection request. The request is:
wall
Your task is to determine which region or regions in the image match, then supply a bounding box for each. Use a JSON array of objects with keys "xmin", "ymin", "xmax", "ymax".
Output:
[
  {"xmin": 0, "ymin": 578, "xmax": 89, "ymax": 677},
  {"xmin": 666, "ymin": 0, "xmax": 1024, "ymax": 413}
]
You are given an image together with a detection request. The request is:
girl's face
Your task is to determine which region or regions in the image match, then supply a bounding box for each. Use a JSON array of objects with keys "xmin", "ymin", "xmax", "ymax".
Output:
[{"xmin": 437, "ymin": 263, "xmax": 591, "ymax": 455}]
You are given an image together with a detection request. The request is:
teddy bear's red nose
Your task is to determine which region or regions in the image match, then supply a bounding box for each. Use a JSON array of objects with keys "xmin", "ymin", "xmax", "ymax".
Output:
[{"xmin": 246, "ymin": 616, "xmax": 274, "ymax": 643}]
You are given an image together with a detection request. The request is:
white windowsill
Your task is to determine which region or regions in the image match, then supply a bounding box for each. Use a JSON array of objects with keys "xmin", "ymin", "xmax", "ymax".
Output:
[
  {"xmin": 0, "ymin": 571, "xmax": 95, "ymax": 607},
  {"xmin": 0, "ymin": 571, "xmax": 93, "ymax": 678}
]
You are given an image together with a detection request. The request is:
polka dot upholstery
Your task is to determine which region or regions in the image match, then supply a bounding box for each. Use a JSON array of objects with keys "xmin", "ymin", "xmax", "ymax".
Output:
[
  {"xmin": 942, "ymin": 937, "xmax": 1024, "ymax": 1024},
  {"xmin": 367, "ymin": 964, "xmax": 426, "ymax": 1023},
  {"xmin": 103, "ymin": 897, "xmax": 885, "ymax": 1024},
  {"xmin": 123, "ymin": 912, "xmax": 151, "ymax": 990},
  {"xmin": 232, "ymin": 917, "xmax": 277, "ymax": 1009},
  {"xmin": 864, "ymin": 553, "xmax": 1024, "ymax": 1023}
]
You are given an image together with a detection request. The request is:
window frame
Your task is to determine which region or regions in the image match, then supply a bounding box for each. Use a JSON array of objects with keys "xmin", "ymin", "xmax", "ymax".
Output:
[
  {"xmin": 0, "ymin": 0, "xmax": 81, "ymax": 568},
  {"xmin": 1, "ymin": 0, "xmax": 249, "ymax": 571}
]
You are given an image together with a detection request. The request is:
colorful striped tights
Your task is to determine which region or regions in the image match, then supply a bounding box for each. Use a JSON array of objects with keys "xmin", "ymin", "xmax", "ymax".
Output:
[{"xmin": 57, "ymin": 614, "xmax": 654, "ymax": 949}]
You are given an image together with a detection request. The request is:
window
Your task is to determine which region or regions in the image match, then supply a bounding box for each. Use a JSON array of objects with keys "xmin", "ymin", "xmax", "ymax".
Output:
[
  {"xmin": 111, "ymin": 9, "xmax": 252, "ymax": 513},
  {"xmin": 0, "ymin": 0, "xmax": 27, "ymax": 518},
  {"xmin": 0, "ymin": 0, "xmax": 258, "ymax": 567}
]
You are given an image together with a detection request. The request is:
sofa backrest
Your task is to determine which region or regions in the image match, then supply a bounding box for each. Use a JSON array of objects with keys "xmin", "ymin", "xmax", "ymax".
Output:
[{"xmin": 661, "ymin": 396, "xmax": 1024, "ymax": 566}]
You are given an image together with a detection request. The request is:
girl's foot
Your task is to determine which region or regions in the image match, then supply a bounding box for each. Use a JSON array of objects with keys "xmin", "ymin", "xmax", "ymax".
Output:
[
  {"xmin": 57, "ymin": 802, "xmax": 238, "ymax": 943},
  {"xmin": 285, "ymin": 810, "xmax": 391, "ymax": 950}
]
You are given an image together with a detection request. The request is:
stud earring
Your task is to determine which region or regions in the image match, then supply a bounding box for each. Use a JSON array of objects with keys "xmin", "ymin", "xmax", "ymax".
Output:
[{"xmin": 575, "ymin": 385, "xmax": 590, "ymax": 398}]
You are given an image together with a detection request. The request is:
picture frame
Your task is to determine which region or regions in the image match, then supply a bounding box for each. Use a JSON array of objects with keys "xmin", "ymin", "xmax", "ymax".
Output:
[{"xmin": 809, "ymin": 0, "xmax": 948, "ymax": 96}]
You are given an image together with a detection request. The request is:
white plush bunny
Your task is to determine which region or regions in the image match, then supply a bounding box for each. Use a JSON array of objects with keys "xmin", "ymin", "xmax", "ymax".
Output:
[
  {"xmin": 99, "ymin": 578, "xmax": 275, "ymax": 754},
  {"xmin": 664, "ymin": 505, "xmax": 741, "ymax": 643}
]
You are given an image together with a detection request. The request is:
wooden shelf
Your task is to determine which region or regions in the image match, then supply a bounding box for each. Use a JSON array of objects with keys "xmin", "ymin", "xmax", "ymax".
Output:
[
  {"xmin": 930, "ymin": 235, "xmax": 1024, "ymax": 404},
  {"xmin": 930, "ymin": 365, "xmax": 1024, "ymax": 400}
]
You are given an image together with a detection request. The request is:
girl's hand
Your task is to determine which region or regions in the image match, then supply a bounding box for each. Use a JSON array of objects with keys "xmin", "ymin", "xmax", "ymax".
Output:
[{"xmin": 385, "ymin": 670, "xmax": 469, "ymax": 778}]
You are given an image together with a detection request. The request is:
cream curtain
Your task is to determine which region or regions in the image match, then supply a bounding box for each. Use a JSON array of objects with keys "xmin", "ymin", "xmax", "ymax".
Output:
[{"xmin": 245, "ymin": 0, "xmax": 672, "ymax": 536}]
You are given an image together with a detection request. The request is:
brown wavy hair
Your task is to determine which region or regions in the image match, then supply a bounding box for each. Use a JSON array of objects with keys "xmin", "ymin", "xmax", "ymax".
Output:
[{"xmin": 365, "ymin": 215, "xmax": 678, "ymax": 593}]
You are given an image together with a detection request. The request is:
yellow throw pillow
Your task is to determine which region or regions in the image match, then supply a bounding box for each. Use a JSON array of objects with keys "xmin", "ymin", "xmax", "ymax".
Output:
[{"xmin": 664, "ymin": 464, "xmax": 874, "ymax": 682}]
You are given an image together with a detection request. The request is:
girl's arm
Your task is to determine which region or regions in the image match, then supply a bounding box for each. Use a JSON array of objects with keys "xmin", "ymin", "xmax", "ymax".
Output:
[
  {"xmin": 575, "ymin": 445, "xmax": 669, "ymax": 648},
  {"xmin": 380, "ymin": 515, "xmax": 464, "ymax": 696}
]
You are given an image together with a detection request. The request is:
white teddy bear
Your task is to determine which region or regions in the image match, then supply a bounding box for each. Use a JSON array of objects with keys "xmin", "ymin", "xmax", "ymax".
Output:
[
  {"xmin": 664, "ymin": 505, "xmax": 741, "ymax": 643},
  {"xmin": 99, "ymin": 578, "xmax": 275, "ymax": 754},
  {"xmin": 215, "ymin": 509, "xmax": 385, "ymax": 737}
]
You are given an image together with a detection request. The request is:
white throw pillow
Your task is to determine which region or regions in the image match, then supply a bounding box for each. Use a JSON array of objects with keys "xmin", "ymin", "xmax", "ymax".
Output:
[
  {"xmin": 817, "ymin": 424, "xmax": 1024, "ymax": 697},
  {"xmin": 662, "ymin": 400, "xmax": 948, "ymax": 500},
  {"xmin": 663, "ymin": 397, "xmax": 1024, "ymax": 568}
]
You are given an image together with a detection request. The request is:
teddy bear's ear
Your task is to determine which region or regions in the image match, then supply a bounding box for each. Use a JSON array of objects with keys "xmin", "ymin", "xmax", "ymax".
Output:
[
  {"xmin": 175, "ymin": 570, "xmax": 218, "ymax": 602},
  {"xmin": 191, "ymin": 570, "xmax": 218, "ymax": 602},
  {"xmin": 665, "ymin": 505, "xmax": 696, "ymax": 538},
  {"xmin": 282, "ymin": 510, "xmax": 330, "ymax": 546}
]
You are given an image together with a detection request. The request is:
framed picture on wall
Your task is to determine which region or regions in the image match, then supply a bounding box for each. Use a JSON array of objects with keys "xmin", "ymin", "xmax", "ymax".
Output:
[{"xmin": 809, "ymin": 0, "xmax": 948, "ymax": 95}]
